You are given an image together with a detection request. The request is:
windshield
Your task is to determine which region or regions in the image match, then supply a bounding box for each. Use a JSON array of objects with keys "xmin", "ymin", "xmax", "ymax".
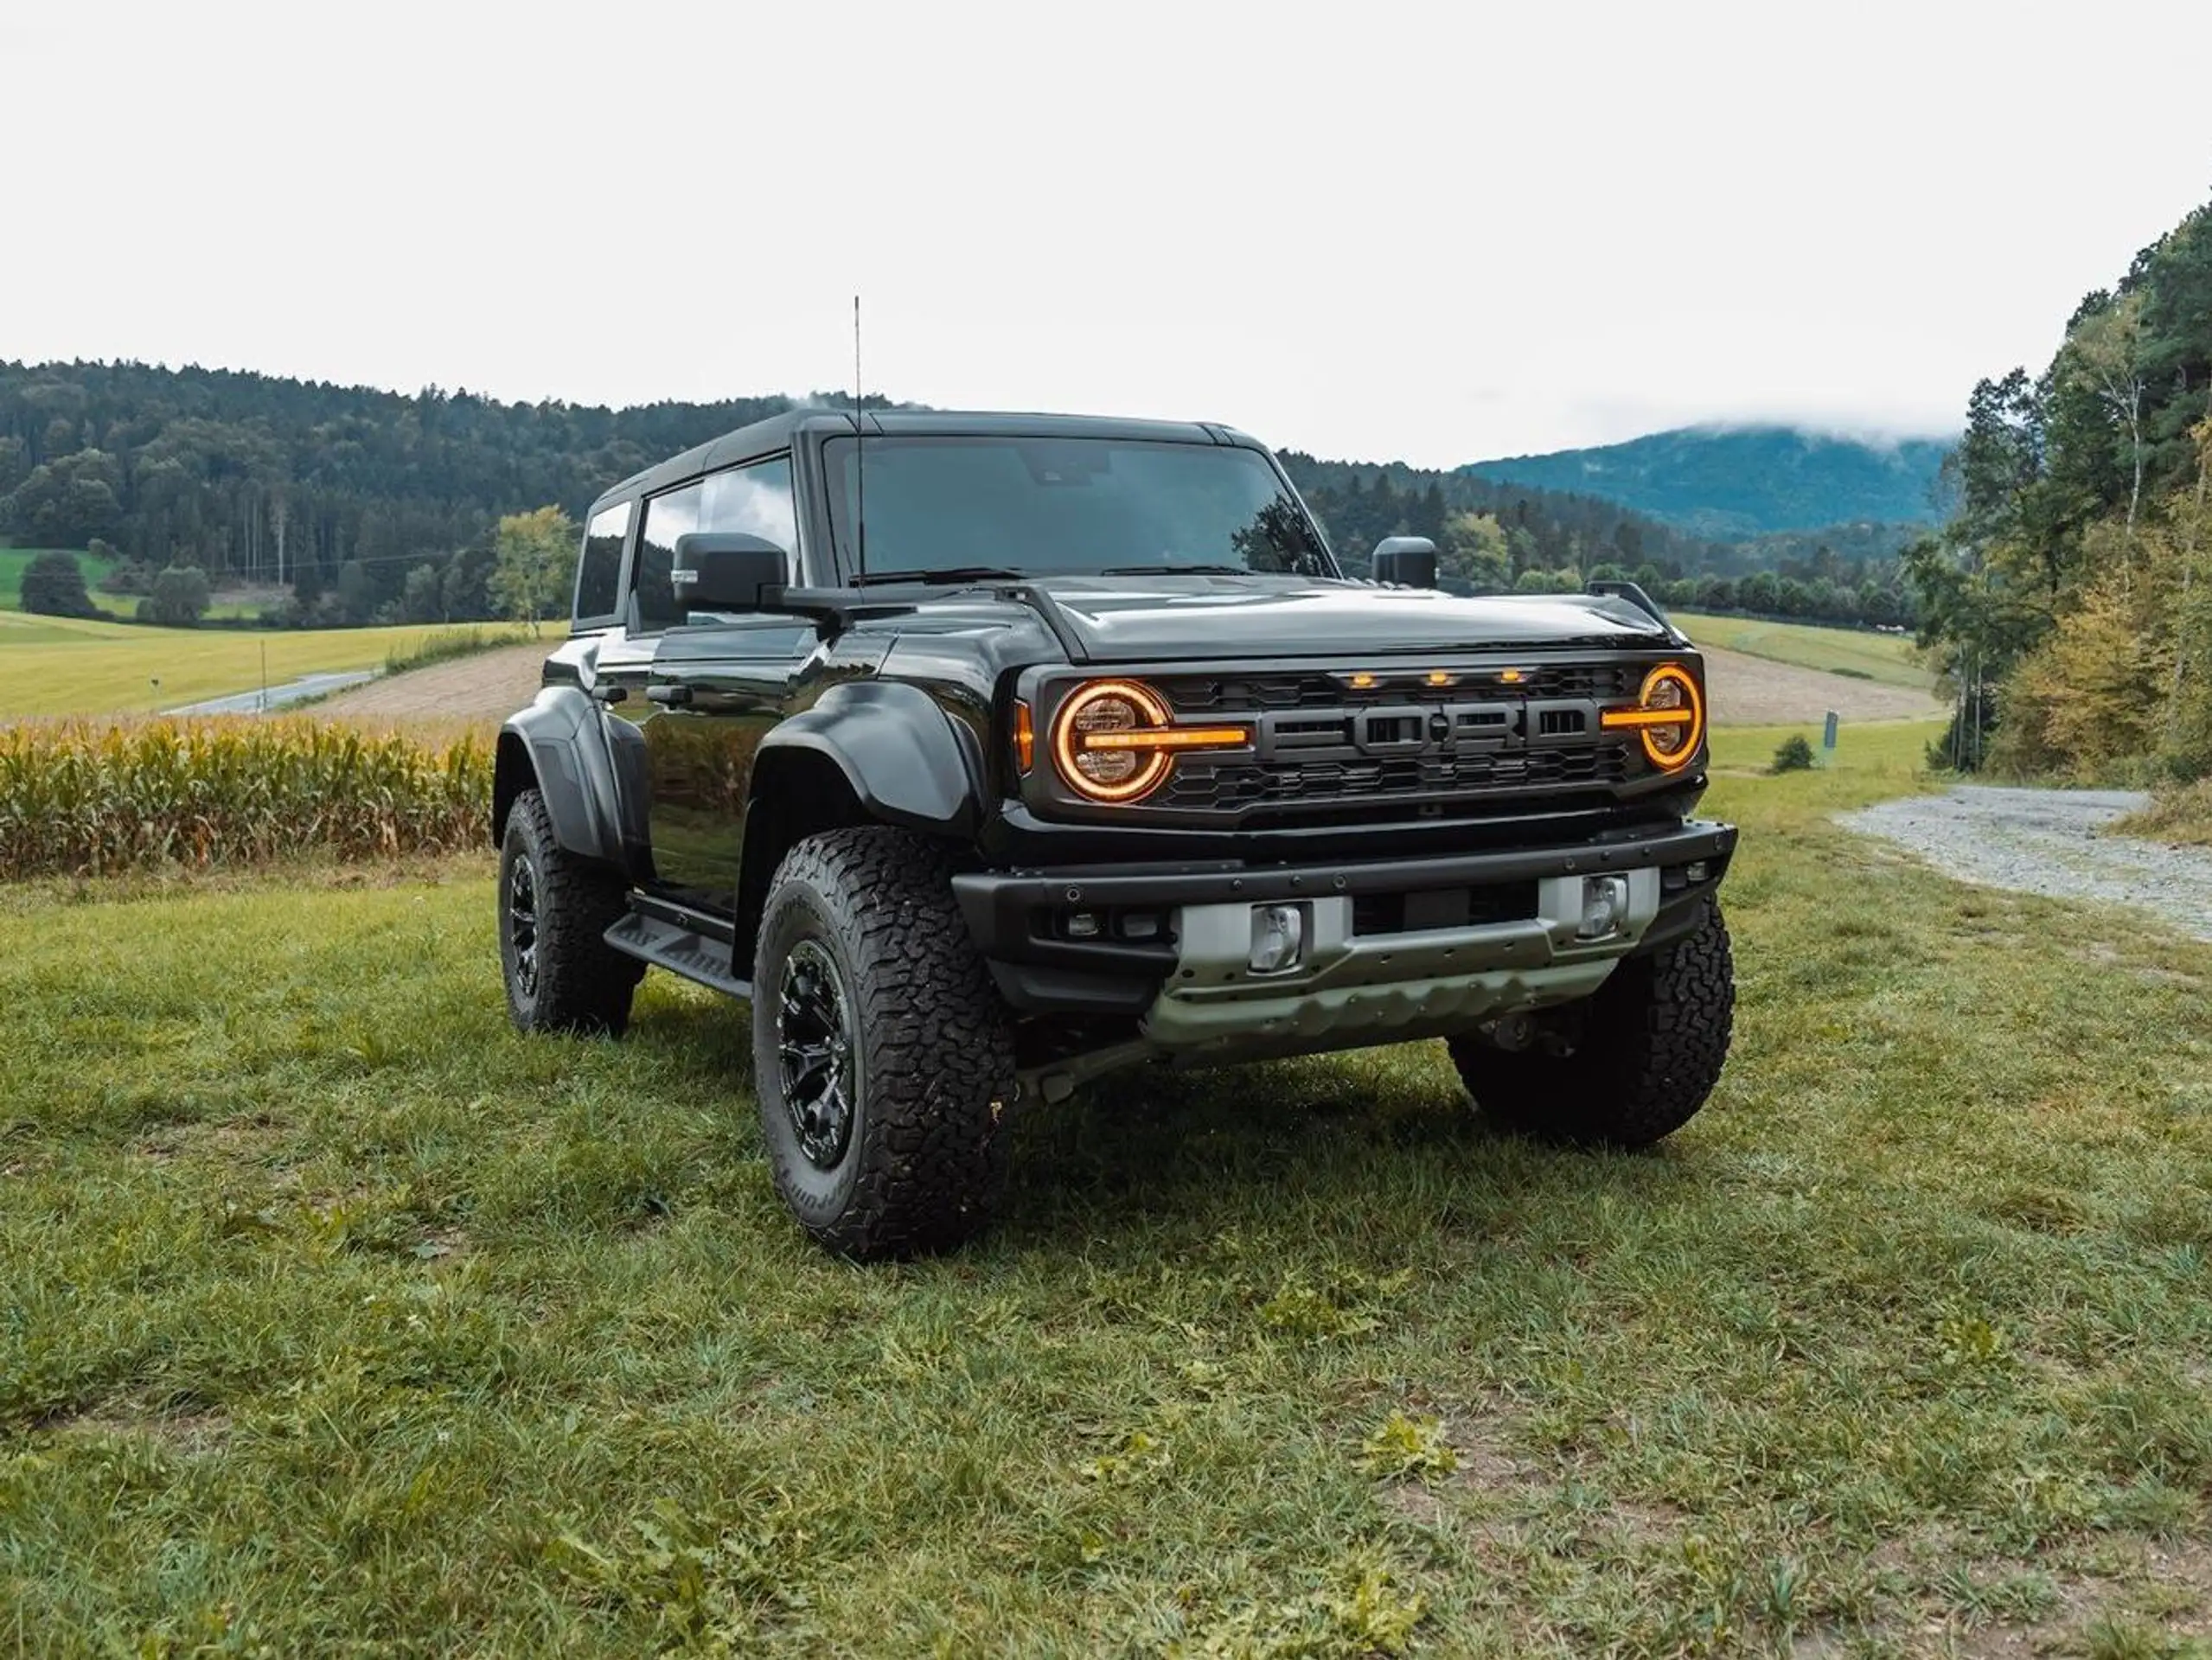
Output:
[{"xmin": 822, "ymin": 436, "xmax": 1332, "ymax": 581}]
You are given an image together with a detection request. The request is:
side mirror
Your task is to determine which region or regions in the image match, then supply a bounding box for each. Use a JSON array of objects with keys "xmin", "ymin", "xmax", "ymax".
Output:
[
  {"xmin": 1371, "ymin": 536, "xmax": 1439, "ymax": 589},
  {"xmin": 672, "ymin": 533, "xmax": 789, "ymax": 612},
  {"xmin": 1588, "ymin": 578, "xmax": 1670, "ymax": 625}
]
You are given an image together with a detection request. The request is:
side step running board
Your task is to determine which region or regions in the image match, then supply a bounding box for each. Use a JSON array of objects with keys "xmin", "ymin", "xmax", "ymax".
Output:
[{"xmin": 604, "ymin": 910, "xmax": 751, "ymax": 999}]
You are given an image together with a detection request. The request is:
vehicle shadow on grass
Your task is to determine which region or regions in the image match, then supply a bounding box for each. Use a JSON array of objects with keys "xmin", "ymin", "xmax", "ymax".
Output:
[
  {"xmin": 623, "ymin": 995, "xmax": 1701, "ymax": 1263},
  {"xmin": 986, "ymin": 1044, "xmax": 1701, "ymax": 1261}
]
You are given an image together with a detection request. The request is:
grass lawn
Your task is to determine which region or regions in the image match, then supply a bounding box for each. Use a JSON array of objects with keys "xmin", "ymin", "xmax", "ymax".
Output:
[
  {"xmin": 6, "ymin": 718, "xmax": 2212, "ymax": 1654},
  {"xmin": 1672, "ymin": 611, "xmax": 1935, "ymax": 693},
  {"xmin": 0, "ymin": 614, "xmax": 530, "ymax": 718}
]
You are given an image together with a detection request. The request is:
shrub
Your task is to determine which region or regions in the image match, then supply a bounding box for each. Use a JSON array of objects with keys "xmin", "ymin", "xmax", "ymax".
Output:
[
  {"xmin": 1771, "ymin": 734, "xmax": 1816, "ymax": 774},
  {"xmin": 0, "ymin": 719, "xmax": 491, "ymax": 879},
  {"xmin": 19, "ymin": 550, "xmax": 98, "ymax": 617}
]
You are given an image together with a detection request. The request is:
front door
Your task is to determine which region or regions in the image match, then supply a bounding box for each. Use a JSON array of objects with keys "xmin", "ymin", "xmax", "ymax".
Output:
[{"xmin": 626, "ymin": 454, "xmax": 808, "ymax": 913}]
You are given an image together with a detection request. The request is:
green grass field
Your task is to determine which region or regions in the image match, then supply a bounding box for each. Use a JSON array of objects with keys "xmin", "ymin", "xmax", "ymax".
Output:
[
  {"xmin": 5, "ymin": 718, "xmax": 2211, "ymax": 1653},
  {"xmin": 1672, "ymin": 611, "xmax": 1935, "ymax": 692},
  {"xmin": 0, "ymin": 613, "xmax": 529, "ymax": 718}
]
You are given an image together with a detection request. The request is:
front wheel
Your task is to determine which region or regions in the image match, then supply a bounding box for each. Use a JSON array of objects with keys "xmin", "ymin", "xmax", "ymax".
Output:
[
  {"xmin": 497, "ymin": 788, "xmax": 641, "ymax": 1037},
  {"xmin": 1448, "ymin": 896, "xmax": 1735, "ymax": 1147},
  {"xmin": 751, "ymin": 827, "xmax": 1015, "ymax": 1259}
]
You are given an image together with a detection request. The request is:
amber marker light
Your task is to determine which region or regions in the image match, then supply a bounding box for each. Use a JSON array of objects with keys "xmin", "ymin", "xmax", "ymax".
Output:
[
  {"xmin": 1347, "ymin": 671, "xmax": 1378, "ymax": 690},
  {"xmin": 1600, "ymin": 662, "xmax": 1705, "ymax": 769},
  {"xmin": 1049, "ymin": 679, "xmax": 1251, "ymax": 803},
  {"xmin": 1013, "ymin": 701, "xmax": 1035, "ymax": 772},
  {"xmin": 1497, "ymin": 667, "xmax": 1527, "ymax": 685},
  {"xmin": 1424, "ymin": 670, "xmax": 1456, "ymax": 687}
]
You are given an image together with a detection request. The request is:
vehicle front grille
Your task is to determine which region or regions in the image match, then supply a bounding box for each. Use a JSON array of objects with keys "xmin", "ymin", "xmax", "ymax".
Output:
[
  {"xmin": 1161, "ymin": 662, "xmax": 1640, "ymax": 712},
  {"xmin": 1160, "ymin": 743, "xmax": 1634, "ymax": 812}
]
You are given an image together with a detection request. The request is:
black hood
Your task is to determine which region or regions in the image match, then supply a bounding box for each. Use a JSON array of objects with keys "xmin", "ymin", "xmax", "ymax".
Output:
[{"xmin": 1023, "ymin": 576, "xmax": 1678, "ymax": 662}]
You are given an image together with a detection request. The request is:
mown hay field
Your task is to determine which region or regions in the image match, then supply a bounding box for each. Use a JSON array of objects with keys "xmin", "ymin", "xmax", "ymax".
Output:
[
  {"xmin": 0, "ymin": 613, "xmax": 532, "ymax": 719},
  {"xmin": 1669, "ymin": 611, "xmax": 1934, "ymax": 692},
  {"xmin": 5, "ymin": 719, "xmax": 2211, "ymax": 1654}
]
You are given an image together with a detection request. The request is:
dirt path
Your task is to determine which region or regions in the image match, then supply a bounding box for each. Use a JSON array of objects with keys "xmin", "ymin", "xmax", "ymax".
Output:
[
  {"xmin": 1842, "ymin": 784, "xmax": 2212, "ymax": 943},
  {"xmin": 314, "ymin": 639, "xmax": 1932, "ymax": 732},
  {"xmin": 317, "ymin": 643, "xmax": 547, "ymax": 729}
]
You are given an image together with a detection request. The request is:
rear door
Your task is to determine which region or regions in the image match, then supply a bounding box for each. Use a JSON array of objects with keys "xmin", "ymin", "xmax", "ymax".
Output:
[{"xmin": 630, "ymin": 456, "xmax": 810, "ymax": 913}]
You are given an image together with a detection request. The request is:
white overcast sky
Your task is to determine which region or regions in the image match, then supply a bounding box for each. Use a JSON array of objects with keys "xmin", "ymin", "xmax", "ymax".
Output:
[{"xmin": 5, "ymin": 0, "xmax": 2209, "ymax": 468}]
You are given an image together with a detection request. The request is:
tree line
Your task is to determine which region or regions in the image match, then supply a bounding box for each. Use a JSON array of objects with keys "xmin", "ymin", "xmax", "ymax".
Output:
[
  {"xmin": 1282, "ymin": 453, "xmax": 1918, "ymax": 628},
  {"xmin": 1905, "ymin": 188, "xmax": 2212, "ymax": 777},
  {"xmin": 2, "ymin": 358, "xmax": 1917, "ymax": 633}
]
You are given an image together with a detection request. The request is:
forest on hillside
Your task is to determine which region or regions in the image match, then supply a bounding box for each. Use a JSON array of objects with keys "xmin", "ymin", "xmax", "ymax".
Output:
[
  {"xmin": 1907, "ymin": 188, "xmax": 2212, "ymax": 780},
  {"xmin": 0, "ymin": 361, "xmax": 1912, "ymax": 630}
]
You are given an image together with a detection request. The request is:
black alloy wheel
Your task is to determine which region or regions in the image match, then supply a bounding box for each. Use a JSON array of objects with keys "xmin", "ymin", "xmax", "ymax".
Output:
[{"xmin": 777, "ymin": 938, "xmax": 857, "ymax": 1168}]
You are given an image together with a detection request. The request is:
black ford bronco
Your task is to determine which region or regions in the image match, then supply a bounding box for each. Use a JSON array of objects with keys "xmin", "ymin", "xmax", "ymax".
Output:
[{"xmin": 494, "ymin": 411, "xmax": 1736, "ymax": 1256}]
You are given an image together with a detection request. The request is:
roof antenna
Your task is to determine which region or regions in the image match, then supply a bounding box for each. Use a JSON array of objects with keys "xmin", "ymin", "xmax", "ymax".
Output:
[{"xmin": 852, "ymin": 293, "xmax": 867, "ymax": 582}]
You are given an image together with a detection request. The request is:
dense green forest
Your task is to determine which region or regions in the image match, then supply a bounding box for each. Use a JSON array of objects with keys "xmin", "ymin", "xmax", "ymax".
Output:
[
  {"xmin": 1906, "ymin": 188, "xmax": 2212, "ymax": 779},
  {"xmin": 0, "ymin": 360, "xmax": 1912, "ymax": 630},
  {"xmin": 1467, "ymin": 425, "xmax": 1953, "ymax": 538}
]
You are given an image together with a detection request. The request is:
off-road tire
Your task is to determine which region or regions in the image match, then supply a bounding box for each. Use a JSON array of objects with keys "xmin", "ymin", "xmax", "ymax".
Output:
[
  {"xmin": 497, "ymin": 788, "xmax": 642, "ymax": 1037},
  {"xmin": 751, "ymin": 826, "xmax": 1014, "ymax": 1260},
  {"xmin": 1448, "ymin": 897, "xmax": 1734, "ymax": 1147}
]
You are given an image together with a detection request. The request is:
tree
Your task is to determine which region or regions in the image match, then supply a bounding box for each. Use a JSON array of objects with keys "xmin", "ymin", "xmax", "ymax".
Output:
[
  {"xmin": 402, "ymin": 561, "xmax": 446, "ymax": 622},
  {"xmin": 491, "ymin": 506, "xmax": 578, "ymax": 633},
  {"xmin": 141, "ymin": 565, "xmax": 211, "ymax": 627},
  {"xmin": 19, "ymin": 550, "xmax": 97, "ymax": 617}
]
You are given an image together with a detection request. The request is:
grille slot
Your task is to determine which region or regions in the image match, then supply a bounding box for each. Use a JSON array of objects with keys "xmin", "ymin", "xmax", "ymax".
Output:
[{"xmin": 1159, "ymin": 743, "xmax": 1633, "ymax": 812}]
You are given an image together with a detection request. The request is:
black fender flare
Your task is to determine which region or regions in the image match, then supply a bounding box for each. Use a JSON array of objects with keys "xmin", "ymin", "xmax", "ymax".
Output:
[
  {"xmin": 493, "ymin": 686, "xmax": 633, "ymax": 869},
  {"xmin": 755, "ymin": 680, "xmax": 984, "ymax": 838}
]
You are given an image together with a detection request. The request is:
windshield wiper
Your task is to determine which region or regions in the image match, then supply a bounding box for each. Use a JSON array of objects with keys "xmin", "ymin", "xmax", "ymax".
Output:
[
  {"xmin": 847, "ymin": 565, "xmax": 1028, "ymax": 588},
  {"xmin": 1096, "ymin": 563, "xmax": 1254, "ymax": 577}
]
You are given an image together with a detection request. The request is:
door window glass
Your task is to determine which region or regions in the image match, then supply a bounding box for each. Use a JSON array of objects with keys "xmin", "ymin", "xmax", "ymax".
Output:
[
  {"xmin": 701, "ymin": 455, "xmax": 797, "ymax": 556},
  {"xmin": 631, "ymin": 480, "xmax": 706, "ymax": 632}
]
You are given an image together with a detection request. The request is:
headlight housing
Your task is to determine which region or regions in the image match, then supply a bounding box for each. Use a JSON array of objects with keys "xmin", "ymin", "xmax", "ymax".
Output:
[
  {"xmin": 1048, "ymin": 679, "xmax": 1251, "ymax": 803},
  {"xmin": 1600, "ymin": 662, "xmax": 1705, "ymax": 770}
]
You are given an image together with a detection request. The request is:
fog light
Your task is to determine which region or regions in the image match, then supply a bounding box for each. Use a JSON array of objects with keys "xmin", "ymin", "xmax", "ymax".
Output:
[
  {"xmin": 1249, "ymin": 903, "xmax": 1305, "ymax": 974},
  {"xmin": 1064, "ymin": 911, "xmax": 1102, "ymax": 940},
  {"xmin": 1576, "ymin": 876, "xmax": 1629, "ymax": 941},
  {"xmin": 1684, "ymin": 859, "xmax": 1709, "ymax": 884},
  {"xmin": 1118, "ymin": 911, "xmax": 1162, "ymax": 941}
]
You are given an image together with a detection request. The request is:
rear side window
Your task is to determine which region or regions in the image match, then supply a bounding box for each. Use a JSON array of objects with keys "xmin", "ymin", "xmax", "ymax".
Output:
[
  {"xmin": 572, "ymin": 501, "xmax": 631, "ymax": 627},
  {"xmin": 631, "ymin": 480, "xmax": 706, "ymax": 632}
]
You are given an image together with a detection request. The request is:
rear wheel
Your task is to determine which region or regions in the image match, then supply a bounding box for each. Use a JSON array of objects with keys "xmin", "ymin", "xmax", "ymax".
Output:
[
  {"xmin": 497, "ymin": 787, "xmax": 641, "ymax": 1037},
  {"xmin": 1448, "ymin": 897, "xmax": 1735, "ymax": 1147},
  {"xmin": 751, "ymin": 826, "xmax": 1014, "ymax": 1258}
]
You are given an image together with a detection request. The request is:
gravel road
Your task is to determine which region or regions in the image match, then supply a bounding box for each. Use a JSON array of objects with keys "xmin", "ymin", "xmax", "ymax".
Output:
[{"xmin": 1841, "ymin": 785, "xmax": 2212, "ymax": 942}]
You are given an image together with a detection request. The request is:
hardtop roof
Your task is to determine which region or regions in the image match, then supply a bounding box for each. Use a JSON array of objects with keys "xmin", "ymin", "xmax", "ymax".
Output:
[{"xmin": 589, "ymin": 408, "xmax": 1255, "ymax": 514}]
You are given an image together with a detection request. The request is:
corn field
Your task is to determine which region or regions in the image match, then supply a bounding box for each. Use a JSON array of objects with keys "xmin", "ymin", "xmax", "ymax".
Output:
[{"xmin": 0, "ymin": 719, "xmax": 492, "ymax": 879}]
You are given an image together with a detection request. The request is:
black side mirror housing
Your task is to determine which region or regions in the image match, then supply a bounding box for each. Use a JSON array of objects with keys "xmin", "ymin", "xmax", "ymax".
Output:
[
  {"xmin": 671, "ymin": 533, "xmax": 789, "ymax": 612},
  {"xmin": 1371, "ymin": 536, "xmax": 1439, "ymax": 589}
]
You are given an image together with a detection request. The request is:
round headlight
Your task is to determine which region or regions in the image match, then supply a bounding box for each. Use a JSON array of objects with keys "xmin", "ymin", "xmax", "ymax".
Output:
[
  {"xmin": 1601, "ymin": 662, "xmax": 1704, "ymax": 769},
  {"xmin": 1052, "ymin": 680, "xmax": 1174, "ymax": 801}
]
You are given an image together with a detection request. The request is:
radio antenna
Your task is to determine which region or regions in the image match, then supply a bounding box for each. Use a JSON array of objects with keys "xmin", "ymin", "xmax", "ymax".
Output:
[{"xmin": 852, "ymin": 293, "xmax": 867, "ymax": 581}]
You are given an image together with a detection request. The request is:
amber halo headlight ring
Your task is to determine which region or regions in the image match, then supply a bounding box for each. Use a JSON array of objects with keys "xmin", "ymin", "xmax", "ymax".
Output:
[
  {"xmin": 1599, "ymin": 661, "xmax": 1705, "ymax": 770},
  {"xmin": 1047, "ymin": 679, "xmax": 1252, "ymax": 804}
]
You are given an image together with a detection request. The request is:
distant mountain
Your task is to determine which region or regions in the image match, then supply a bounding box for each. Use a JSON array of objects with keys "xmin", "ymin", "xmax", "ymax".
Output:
[{"xmin": 1463, "ymin": 424, "xmax": 1954, "ymax": 539}]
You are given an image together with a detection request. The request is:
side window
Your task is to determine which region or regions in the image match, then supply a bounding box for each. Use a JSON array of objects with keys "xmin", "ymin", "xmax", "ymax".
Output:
[
  {"xmin": 572, "ymin": 501, "xmax": 630, "ymax": 627},
  {"xmin": 700, "ymin": 455, "xmax": 798, "ymax": 559},
  {"xmin": 630, "ymin": 480, "xmax": 706, "ymax": 632}
]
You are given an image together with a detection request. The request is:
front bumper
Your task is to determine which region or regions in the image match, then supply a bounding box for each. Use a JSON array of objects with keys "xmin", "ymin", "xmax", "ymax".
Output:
[{"xmin": 951, "ymin": 817, "xmax": 1737, "ymax": 1053}]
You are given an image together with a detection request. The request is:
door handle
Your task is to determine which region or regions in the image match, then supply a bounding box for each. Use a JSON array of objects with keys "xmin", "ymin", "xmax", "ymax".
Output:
[
  {"xmin": 644, "ymin": 683, "xmax": 693, "ymax": 707},
  {"xmin": 587, "ymin": 683, "xmax": 627, "ymax": 705}
]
